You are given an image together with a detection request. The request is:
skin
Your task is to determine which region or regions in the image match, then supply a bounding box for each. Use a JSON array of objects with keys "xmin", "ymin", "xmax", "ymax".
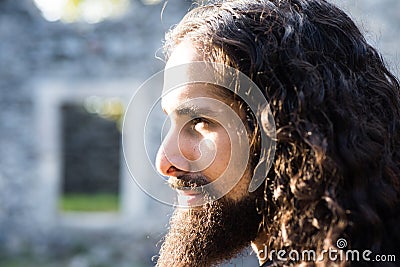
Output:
[
  {"xmin": 156, "ymin": 40, "xmax": 253, "ymax": 205},
  {"xmin": 155, "ymin": 40, "xmax": 268, "ymax": 265}
]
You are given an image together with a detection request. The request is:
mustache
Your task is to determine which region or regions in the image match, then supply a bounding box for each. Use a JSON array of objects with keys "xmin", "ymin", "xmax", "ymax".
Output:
[{"xmin": 168, "ymin": 174, "xmax": 209, "ymax": 190}]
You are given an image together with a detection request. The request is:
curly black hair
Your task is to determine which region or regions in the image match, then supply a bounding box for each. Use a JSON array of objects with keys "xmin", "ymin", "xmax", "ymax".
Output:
[{"xmin": 164, "ymin": 0, "xmax": 400, "ymax": 265}]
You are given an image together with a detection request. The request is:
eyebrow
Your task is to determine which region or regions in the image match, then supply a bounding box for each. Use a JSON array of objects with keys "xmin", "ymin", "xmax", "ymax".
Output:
[{"xmin": 174, "ymin": 104, "xmax": 215, "ymax": 118}]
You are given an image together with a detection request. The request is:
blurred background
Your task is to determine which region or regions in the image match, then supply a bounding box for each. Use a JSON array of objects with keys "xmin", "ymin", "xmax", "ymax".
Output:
[{"xmin": 0, "ymin": 0, "xmax": 398, "ymax": 266}]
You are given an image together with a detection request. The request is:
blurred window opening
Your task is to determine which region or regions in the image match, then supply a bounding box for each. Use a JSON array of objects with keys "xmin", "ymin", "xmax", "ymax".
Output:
[
  {"xmin": 33, "ymin": 0, "xmax": 132, "ymax": 24},
  {"xmin": 59, "ymin": 102, "xmax": 121, "ymax": 212}
]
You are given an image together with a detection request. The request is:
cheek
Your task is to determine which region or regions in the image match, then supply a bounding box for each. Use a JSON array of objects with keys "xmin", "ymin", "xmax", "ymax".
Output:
[
  {"xmin": 178, "ymin": 135, "xmax": 201, "ymax": 161},
  {"xmin": 203, "ymin": 131, "xmax": 232, "ymax": 180},
  {"xmin": 204, "ymin": 131, "xmax": 252, "ymax": 201}
]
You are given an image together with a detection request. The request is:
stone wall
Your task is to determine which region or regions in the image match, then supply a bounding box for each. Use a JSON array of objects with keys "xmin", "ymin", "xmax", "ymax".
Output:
[
  {"xmin": 0, "ymin": 0, "xmax": 399, "ymax": 266},
  {"xmin": 331, "ymin": 0, "xmax": 400, "ymax": 78},
  {"xmin": 0, "ymin": 0, "xmax": 190, "ymax": 262}
]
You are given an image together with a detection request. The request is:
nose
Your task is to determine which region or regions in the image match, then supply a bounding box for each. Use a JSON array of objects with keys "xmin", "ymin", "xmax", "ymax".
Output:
[
  {"xmin": 156, "ymin": 148, "xmax": 185, "ymax": 177},
  {"xmin": 155, "ymin": 130, "xmax": 191, "ymax": 177}
]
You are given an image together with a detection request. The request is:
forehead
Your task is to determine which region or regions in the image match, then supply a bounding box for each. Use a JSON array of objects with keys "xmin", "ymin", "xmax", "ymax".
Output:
[
  {"xmin": 163, "ymin": 40, "xmax": 232, "ymax": 114},
  {"xmin": 166, "ymin": 39, "xmax": 202, "ymax": 69},
  {"xmin": 161, "ymin": 84, "xmax": 228, "ymax": 115}
]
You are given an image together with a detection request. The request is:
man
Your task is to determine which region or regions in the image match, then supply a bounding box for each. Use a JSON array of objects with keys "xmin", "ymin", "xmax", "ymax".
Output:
[{"xmin": 154, "ymin": 0, "xmax": 400, "ymax": 266}]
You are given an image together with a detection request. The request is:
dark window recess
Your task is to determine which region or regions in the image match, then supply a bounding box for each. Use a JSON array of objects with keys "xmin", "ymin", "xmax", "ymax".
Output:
[{"xmin": 61, "ymin": 103, "xmax": 120, "ymax": 204}]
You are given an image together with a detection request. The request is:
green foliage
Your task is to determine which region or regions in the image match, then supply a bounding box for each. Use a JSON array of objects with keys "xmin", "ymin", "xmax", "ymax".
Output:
[
  {"xmin": 34, "ymin": 0, "xmax": 131, "ymax": 23},
  {"xmin": 59, "ymin": 193, "xmax": 119, "ymax": 212}
]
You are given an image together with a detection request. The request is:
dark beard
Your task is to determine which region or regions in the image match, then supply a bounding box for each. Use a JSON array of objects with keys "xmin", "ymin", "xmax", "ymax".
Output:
[{"xmin": 155, "ymin": 192, "xmax": 262, "ymax": 267}]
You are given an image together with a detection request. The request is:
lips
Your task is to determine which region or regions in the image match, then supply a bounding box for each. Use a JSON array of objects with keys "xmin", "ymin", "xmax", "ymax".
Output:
[
  {"xmin": 176, "ymin": 189, "xmax": 204, "ymax": 206},
  {"xmin": 177, "ymin": 189, "xmax": 202, "ymax": 197},
  {"xmin": 167, "ymin": 174, "xmax": 209, "ymax": 206}
]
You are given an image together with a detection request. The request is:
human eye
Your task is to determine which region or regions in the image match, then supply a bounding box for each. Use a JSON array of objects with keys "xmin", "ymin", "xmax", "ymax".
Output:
[{"xmin": 190, "ymin": 117, "xmax": 210, "ymax": 131}]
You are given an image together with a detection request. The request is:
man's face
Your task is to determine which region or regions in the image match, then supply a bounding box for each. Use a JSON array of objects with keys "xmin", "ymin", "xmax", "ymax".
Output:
[
  {"xmin": 156, "ymin": 40, "xmax": 253, "ymax": 206},
  {"xmin": 156, "ymin": 83, "xmax": 254, "ymax": 206},
  {"xmin": 154, "ymin": 41, "xmax": 263, "ymax": 266}
]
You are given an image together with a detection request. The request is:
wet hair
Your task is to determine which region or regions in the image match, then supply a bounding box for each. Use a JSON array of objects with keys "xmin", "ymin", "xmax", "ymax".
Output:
[{"xmin": 164, "ymin": 0, "xmax": 400, "ymax": 265}]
